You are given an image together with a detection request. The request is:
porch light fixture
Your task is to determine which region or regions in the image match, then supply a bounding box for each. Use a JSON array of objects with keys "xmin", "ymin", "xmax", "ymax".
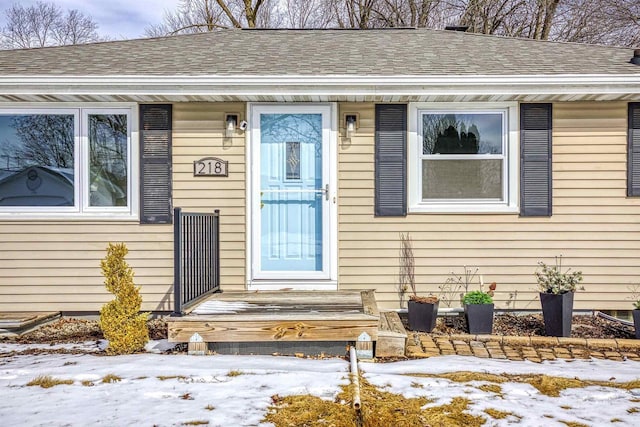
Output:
[
  {"xmin": 345, "ymin": 114, "xmax": 358, "ymax": 139},
  {"xmin": 225, "ymin": 114, "xmax": 238, "ymax": 138}
]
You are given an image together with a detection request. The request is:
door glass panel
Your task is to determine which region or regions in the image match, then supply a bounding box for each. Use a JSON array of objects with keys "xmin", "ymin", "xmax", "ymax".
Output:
[
  {"xmin": 260, "ymin": 113, "xmax": 323, "ymax": 272},
  {"xmin": 286, "ymin": 141, "xmax": 301, "ymax": 180}
]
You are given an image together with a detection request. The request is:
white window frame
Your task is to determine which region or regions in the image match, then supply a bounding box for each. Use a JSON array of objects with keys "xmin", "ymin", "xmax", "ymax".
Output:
[
  {"xmin": 0, "ymin": 104, "xmax": 138, "ymax": 220},
  {"xmin": 408, "ymin": 102, "xmax": 519, "ymax": 214}
]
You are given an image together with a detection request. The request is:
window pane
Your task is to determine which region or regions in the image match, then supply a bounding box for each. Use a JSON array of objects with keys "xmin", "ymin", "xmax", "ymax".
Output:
[
  {"xmin": 422, "ymin": 159, "xmax": 503, "ymax": 199},
  {"xmin": 89, "ymin": 114, "xmax": 128, "ymax": 207},
  {"xmin": 423, "ymin": 113, "xmax": 503, "ymax": 155},
  {"xmin": 0, "ymin": 114, "xmax": 75, "ymax": 206}
]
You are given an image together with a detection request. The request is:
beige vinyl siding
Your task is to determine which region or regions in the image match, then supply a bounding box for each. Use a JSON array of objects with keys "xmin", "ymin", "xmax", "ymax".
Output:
[
  {"xmin": 172, "ymin": 102, "xmax": 246, "ymax": 291},
  {"xmin": 0, "ymin": 102, "xmax": 245, "ymax": 312},
  {"xmin": 2, "ymin": 100, "xmax": 637, "ymax": 313},
  {"xmin": 0, "ymin": 222, "xmax": 173, "ymax": 311},
  {"xmin": 337, "ymin": 101, "xmax": 639, "ymax": 311}
]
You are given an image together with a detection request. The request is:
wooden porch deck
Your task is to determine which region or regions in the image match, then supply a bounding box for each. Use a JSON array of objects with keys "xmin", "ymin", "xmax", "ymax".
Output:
[{"xmin": 166, "ymin": 290, "xmax": 407, "ymax": 357}]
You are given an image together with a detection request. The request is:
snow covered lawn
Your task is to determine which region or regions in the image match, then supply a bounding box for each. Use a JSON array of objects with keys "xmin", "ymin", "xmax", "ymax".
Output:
[{"xmin": 1, "ymin": 341, "xmax": 639, "ymax": 426}]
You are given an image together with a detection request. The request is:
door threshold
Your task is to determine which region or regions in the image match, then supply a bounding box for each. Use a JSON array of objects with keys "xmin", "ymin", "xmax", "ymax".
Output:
[{"xmin": 247, "ymin": 281, "xmax": 338, "ymax": 291}]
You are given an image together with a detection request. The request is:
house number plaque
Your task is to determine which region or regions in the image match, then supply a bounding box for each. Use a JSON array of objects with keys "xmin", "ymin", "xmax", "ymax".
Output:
[{"xmin": 193, "ymin": 157, "xmax": 228, "ymax": 177}]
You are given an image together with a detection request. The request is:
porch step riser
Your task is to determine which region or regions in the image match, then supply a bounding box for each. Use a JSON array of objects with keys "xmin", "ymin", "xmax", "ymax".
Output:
[{"xmin": 168, "ymin": 319, "xmax": 378, "ymax": 342}]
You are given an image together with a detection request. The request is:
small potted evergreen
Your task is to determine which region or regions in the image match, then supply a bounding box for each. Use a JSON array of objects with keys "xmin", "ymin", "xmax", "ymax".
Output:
[
  {"xmin": 463, "ymin": 282, "xmax": 496, "ymax": 335},
  {"xmin": 535, "ymin": 256, "xmax": 583, "ymax": 337}
]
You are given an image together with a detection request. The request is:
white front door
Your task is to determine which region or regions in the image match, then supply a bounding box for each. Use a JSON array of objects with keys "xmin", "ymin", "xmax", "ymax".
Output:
[{"xmin": 250, "ymin": 104, "xmax": 336, "ymax": 285}]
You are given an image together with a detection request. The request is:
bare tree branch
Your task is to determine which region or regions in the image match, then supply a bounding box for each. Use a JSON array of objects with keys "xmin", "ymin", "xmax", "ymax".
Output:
[{"xmin": 1, "ymin": 1, "xmax": 102, "ymax": 49}]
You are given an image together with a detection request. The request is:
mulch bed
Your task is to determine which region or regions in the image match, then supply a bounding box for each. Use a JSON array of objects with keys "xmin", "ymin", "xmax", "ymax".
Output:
[
  {"xmin": 2, "ymin": 313, "xmax": 636, "ymax": 345},
  {"xmin": 1, "ymin": 317, "xmax": 168, "ymax": 344},
  {"xmin": 424, "ymin": 313, "xmax": 636, "ymax": 339}
]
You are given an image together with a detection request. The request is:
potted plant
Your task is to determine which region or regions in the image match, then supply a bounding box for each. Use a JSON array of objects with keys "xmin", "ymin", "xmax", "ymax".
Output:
[
  {"xmin": 463, "ymin": 282, "xmax": 496, "ymax": 334},
  {"xmin": 400, "ymin": 233, "xmax": 439, "ymax": 332},
  {"xmin": 629, "ymin": 286, "xmax": 640, "ymax": 339},
  {"xmin": 535, "ymin": 256, "xmax": 583, "ymax": 337}
]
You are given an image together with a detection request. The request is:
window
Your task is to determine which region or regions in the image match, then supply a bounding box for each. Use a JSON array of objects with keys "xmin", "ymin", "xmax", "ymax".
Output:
[
  {"xmin": 409, "ymin": 103, "xmax": 518, "ymax": 213},
  {"xmin": 0, "ymin": 107, "xmax": 136, "ymax": 218}
]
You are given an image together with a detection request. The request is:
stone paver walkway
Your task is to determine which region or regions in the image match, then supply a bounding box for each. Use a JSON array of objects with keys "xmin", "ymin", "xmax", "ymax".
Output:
[{"xmin": 406, "ymin": 333, "xmax": 640, "ymax": 362}]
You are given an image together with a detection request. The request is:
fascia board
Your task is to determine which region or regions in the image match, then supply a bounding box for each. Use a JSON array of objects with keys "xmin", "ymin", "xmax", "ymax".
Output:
[{"xmin": 1, "ymin": 74, "xmax": 640, "ymax": 96}]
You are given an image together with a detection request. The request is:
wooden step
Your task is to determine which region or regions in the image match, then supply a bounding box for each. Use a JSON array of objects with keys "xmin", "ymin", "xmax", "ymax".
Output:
[
  {"xmin": 376, "ymin": 311, "xmax": 408, "ymax": 358},
  {"xmin": 167, "ymin": 290, "xmax": 379, "ymax": 343}
]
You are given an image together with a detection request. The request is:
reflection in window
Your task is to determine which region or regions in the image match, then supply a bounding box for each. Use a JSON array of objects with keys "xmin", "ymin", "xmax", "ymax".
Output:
[
  {"xmin": 89, "ymin": 114, "xmax": 128, "ymax": 207},
  {"xmin": 423, "ymin": 113, "xmax": 503, "ymax": 155},
  {"xmin": 420, "ymin": 111, "xmax": 505, "ymax": 202},
  {"xmin": 0, "ymin": 114, "xmax": 75, "ymax": 206}
]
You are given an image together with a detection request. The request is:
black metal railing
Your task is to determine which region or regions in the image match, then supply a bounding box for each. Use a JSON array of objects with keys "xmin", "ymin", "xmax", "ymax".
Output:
[{"xmin": 173, "ymin": 207, "xmax": 220, "ymax": 316}]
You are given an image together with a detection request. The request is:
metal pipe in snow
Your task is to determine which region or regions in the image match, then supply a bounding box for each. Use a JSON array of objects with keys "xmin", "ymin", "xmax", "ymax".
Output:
[{"xmin": 349, "ymin": 346, "xmax": 361, "ymax": 411}]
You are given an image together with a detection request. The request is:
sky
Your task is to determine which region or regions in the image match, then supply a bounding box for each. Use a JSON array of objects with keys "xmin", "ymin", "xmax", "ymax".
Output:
[
  {"xmin": 0, "ymin": 0, "xmax": 182, "ymax": 40},
  {"xmin": 1, "ymin": 339, "xmax": 640, "ymax": 426}
]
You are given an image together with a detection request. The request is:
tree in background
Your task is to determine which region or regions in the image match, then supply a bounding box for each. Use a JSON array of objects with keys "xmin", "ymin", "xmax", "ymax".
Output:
[
  {"xmin": 145, "ymin": 0, "xmax": 279, "ymax": 36},
  {"xmin": 0, "ymin": 1, "xmax": 103, "ymax": 49},
  {"xmin": 2, "ymin": 0, "xmax": 638, "ymax": 48}
]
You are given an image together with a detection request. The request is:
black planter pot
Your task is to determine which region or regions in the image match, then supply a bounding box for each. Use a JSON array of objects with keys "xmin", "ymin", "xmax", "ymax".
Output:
[
  {"xmin": 540, "ymin": 292, "xmax": 574, "ymax": 337},
  {"xmin": 633, "ymin": 310, "xmax": 640, "ymax": 340},
  {"xmin": 408, "ymin": 300, "xmax": 439, "ymax": 332},
  {"xmin": 464, "ymin": 303, "xmax": 494, "ymax": 335}
]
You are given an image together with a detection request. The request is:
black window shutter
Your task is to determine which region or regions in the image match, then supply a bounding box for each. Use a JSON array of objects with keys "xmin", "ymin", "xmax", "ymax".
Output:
[
  {"xmin": 140, "ymin": 104, "xmax": 172, "ymax": 224},
  {"xmin": 628, "ymin": 103, "xmax": 640, "ymax": 196},
  {"xmin": 520, "ymin": 103, "xmax": 552, "ymax": 217},
  {"xmin": 375, "ymin": 104, "xmax": 407, "ymax": 216}
]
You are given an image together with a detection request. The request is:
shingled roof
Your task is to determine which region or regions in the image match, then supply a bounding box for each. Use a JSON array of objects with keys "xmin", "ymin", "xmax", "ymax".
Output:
[
  {"xmin": 0, "ymin": 28, "xmax": 639, "ymax": 103},
  {"xmin": 0, "ymin": 28, "xmax": 638, "ymax": 77}
]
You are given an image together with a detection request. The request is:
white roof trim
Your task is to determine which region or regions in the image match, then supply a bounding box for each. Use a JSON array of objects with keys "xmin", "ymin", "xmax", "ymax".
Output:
[{"xmin": 0, "ymin": 74, "xmax": 639, "ymax": 95}]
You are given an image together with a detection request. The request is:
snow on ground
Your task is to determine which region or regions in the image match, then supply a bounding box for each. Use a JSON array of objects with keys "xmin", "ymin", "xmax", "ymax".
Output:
[
  {"xmin": 0, "ymin": 342, "xmax": 639, "ymax": 426},
  {"xmin": 362, "ymin": 357, "xmax": 640, "ymax": 426}
]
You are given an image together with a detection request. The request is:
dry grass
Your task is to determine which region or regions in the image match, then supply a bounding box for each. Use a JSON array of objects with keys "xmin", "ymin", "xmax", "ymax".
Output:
[
  {"xmin": 81, "ymin": 380, "xmax": 94, "ymax": 387},
  {"xmin": 422, "ymin": 397, "xmax": 485, "ymax": 427},
  {"xmin": 522, "ymin": 375, "xmax": 584, "ymax": 397},
  {"xmin": 407, "ymin": 371, "xmax": 508, "ymax": 384},
  {"xmin": 627, "ymin": 407, "xmax": 640, "ymax": 414},
  {"xmin": 204, "ymin": 405, "xmax": 215, "ymax": 411},
  {"xmin": 478, "ymin": 384, "xmax": 502, "ymax": 395},
  {"xmin": 264, "ymin": 376, "xmax": 486, "ymax": 427},
  {"xmin": 182, "ymin": 421, "xmax": 209, "ymax": 426},
  {"xmin": 157, "ymin": 375, "xmax": 188, "ymax": 381},
  {"xmin": 484, "ymin": 408, "xmax": 517, "ymax": 420},
  {"xmin": 406, "ymin": 371, "xmax": 640, "ymax": 397},
  {"xmin": 101, "ymin": 374, "xmax": 122, "ymax": 383},
  {"xmin": 227, "ymin": 370, "xmax": 243, "ymax": 377},
  {"xmin": 560, "ymin": 422, "xmax": 589, "ymax": 427},
  {"xmin": 27, "ymin": 375, "xmax": 73, "ymax": 388}
]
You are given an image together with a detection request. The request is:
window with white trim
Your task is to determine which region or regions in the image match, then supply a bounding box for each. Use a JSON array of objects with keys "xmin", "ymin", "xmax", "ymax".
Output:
[
  {"xmin": 409, "ymin": 103, "xmax": 518, "ymax": 213},
  {"xmin": 0, "ymin": 107, "xmax": 135, "ymax": 217}
]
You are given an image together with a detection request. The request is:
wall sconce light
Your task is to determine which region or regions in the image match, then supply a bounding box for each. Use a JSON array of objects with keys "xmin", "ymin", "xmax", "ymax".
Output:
[
  {"xmin": 225, "ymin": 114, "xmax": 238, "ymax": 138},
  {"xmin": 345, "ymin": 114, "xmax": 358, "ymax": 139}
]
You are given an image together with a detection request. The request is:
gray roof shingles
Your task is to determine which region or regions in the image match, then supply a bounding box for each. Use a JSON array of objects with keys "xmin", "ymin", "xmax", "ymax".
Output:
[{"xmin": 0, "ymin": 28, "xmax": 638, "ymax": 77}]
